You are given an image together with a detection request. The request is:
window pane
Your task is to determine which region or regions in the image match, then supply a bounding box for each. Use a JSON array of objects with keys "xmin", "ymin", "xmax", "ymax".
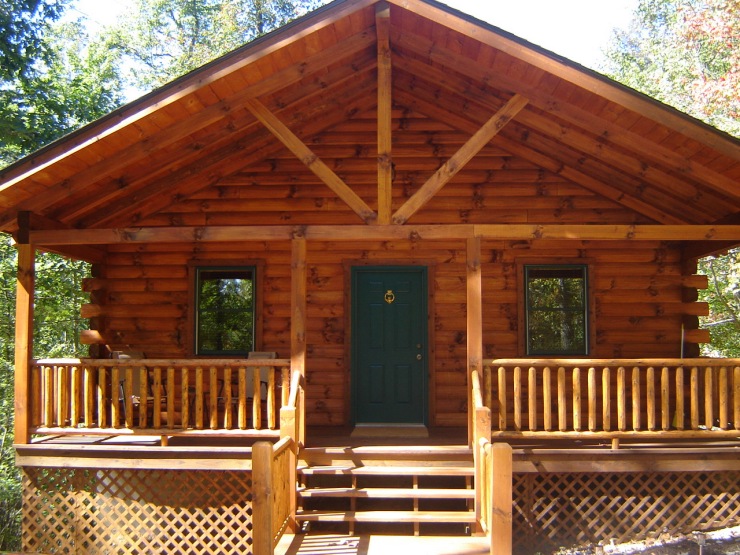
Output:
[
  {"xmin": 526, "ymin": 265, "xmax": 587, "ymax": 355},
  {"xmin": 196, "ymin": 268, "xmax": 254, "ymax": 355}
]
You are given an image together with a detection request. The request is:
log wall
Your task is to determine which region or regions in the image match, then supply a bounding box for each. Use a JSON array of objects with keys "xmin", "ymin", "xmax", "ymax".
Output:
[{"xmin": 86, "ymin": 235, "xmax": 706, "ymax": 427}]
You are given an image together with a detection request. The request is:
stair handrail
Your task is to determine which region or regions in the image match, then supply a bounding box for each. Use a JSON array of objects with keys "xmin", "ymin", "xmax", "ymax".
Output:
[{"xmin": 471, "ymin": 369, "xmax": 491, "ymax": 530}]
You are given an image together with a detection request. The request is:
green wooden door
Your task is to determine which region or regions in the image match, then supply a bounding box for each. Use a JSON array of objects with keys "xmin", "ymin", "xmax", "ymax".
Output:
[{"xmin": 352, "ymin": 267, "xmax": 427, "ymax": 424}]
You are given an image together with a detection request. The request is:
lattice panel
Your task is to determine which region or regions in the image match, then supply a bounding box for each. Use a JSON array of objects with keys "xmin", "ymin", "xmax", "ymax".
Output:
[
  {"xmin": 22, "ymin": 467, "xmax": 254, "ymax": 554},
  {"xmin": 512, "ymin": 471, "xmax": 740, "ymax": 554}
]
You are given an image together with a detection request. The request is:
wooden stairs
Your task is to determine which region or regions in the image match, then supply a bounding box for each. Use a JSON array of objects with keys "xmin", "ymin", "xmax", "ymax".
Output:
[{"xmin": 296, "ymin": 445, "xmax": 477, "ymax": 535}]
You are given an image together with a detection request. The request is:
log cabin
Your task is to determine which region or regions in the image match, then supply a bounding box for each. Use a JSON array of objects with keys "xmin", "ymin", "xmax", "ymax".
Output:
[{"xmin": 0, "ymin": 0, "xmax": 739, "ymax": 553}]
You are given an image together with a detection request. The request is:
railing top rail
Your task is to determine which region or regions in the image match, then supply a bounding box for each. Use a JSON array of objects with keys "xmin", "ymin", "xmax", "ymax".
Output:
[
  {"xmin": 488, "ymin": 357, "xmax": 740, "ymax": 366},
  {"xmin": 33, "ymin": 357, "xmax": 292, "ymax": 367}
]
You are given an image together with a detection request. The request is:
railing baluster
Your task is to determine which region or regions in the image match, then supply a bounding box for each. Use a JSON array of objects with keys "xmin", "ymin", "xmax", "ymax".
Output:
[
  {"xmin": 43, "ymin": 365, "xmax": 53, "ymax": 427},
  {"xmin": 268, "ymin": 367, "xmax": 276, "ymax": 430},
  {"xmin": 718, "ymin": 367, "xmax": 728, "ymax": 430},
  {"xmin": 557, "ymin": 367, "xmax": 566, "ymax": 432},
  {"xmin": 676, "ymin": 366, "xmax": 685, "ymax": 430},
  {"xmin": 528, "ymin": 367, "xmax": 537, "ymax": 432},
  {"xmin": 110, "ymin": 366, "xmax": 120, "ymax": 428},
  {"xmin": 543, "ymin": 367, "xmax": 552, "ymax": 431},
  {"xmin": 31, "ymin": 365, "xmax": 41, "ymax": 427},
  {"xmin": 181, "ymin": 367, "xmax": 189, "ymax": 429},
  {"xmin": 239, "ymin": 366, "xmax": 247, "ymax": 430},
  {"xmin": 632, "ymin": 367, "xmax": 641, "ymax": 432},
  {"xmin": 690, "ymin": 366, "xmax": 699, "ymax": 430},
  {"xmin": 497, "ymin": 366, "xmax": 507, "ymax": 431},
  {"xmin": 97, "ymin": 366, "xmax": 107, "ymax": 428},
  {"xmin": 484, "ymin": 365, "xmax": 492, "ymax": 411},
  {"xmin": 646, "ymin": 367, "xmax": 655, "ymax": 431},
  {"xmin": 209, "ymin": 366, "xmax": 218, "ymax": 430},
  {"xmin": 71, "ymin": 365, "xmax": 80, "ymax": 427},
  {"xmin": 573, "ymin": 367, "xmax": 581, "ymax": 432},
  {"xmin": 253, "ymin": 365, "xmax": 262, "ymax": 430},
  {"xmin": 602, "ymin": 367, "xmax": 610, "ymax": 432},
  {"xmin": 153, "ymin": 367, "xmax": 163, "ymax": 429},
  {"xmin": 138, "ymin": 366, "xmax": 148, "ymax": 428},
  {"xmin": 661, "ymin": 367, "xmax": 670, "ymax": 430},
  {"xmin": 513, "ymin": 366, "xmax": 521, "ymax": 432},
  {"xmin": 588, "ymin": 367, "xmax": 596, "ymax": 432},
  {"xmin": 617, "ymin": 367, "xmax": 626, "ymax": 432},
  {"xmin": 223, "ymin": 366, "xmax": 233, "ymax": 430},
  {"xmin": 58, "ymin": 364, "xmax": 69, "ymax": 428},
  {"xmin": 281, "ymin": 366, "xmax": 290, "ymax": 409},
  {"xmin": 167, "ymin": 366, "xmax": 175, "ymax": 430},
  {"xmin": 84, "ymin": 366, "xmax": 93, "ymax": 428},
  {"xmin": 124, "ymin": 366, "xmax": 134, "ymax": 429},
  {"xmin": 704, "ymin": 367, "xmax": 714, "ymax": 430},
  {"xmin": 195, "ymin": 366, "xmax": 204, "ymax": 430}
]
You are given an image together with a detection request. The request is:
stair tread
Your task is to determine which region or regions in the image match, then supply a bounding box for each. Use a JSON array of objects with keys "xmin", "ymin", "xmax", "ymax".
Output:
[
  {"xmin": 296, "ymin": 510, "xmax": 476, "ymax": 523},
  {"xmin": 299, "ymin": 465, "xmax": 473, "ymax": 476},
  {"xmin": 299, "ymin": 487, "xmax": 475, "ymax": 499}
]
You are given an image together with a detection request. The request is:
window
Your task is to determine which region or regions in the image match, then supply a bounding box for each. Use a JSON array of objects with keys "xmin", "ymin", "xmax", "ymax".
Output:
[
  {"xmin": 525, "ymin": 265, "xmax": 588, "ymax": 355},
  {"xmin": 195, "ymin": 267, "xmax": 255, "ymax": 355}
]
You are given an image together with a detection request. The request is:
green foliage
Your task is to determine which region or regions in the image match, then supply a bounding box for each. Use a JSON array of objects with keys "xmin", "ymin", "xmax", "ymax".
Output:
[
  {"xmin": 0, "ymin": 18, "xmax": 126, "ymax": 167},
  {"xmin": 699, "ymin": 248, "xmax": 740, "ymax": 357},
  {"xmin": 106, "ymin": 0, "xmax": 327, "ymax": 90},
  {"xmin": 0, "ymin": 0, "xmax": 69, "ymax": 80},
  {"xmin": 0, "ymin": 236, "xmax": 90, "ymax": 550},
  {"xmin": 603, "ymin": 0, "xmax": 740, "ymax": 138}
]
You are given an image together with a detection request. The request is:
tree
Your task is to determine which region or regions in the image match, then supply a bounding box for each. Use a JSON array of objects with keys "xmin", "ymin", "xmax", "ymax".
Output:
[
  {"xmin": 699, "ymin": 248, "xmax": 740, "ymax": 357},
  {"xmin": 106, "ymin": 0, "xmax": 326, "ymax": 91},
  {"xmin": 603, "ymin": 0, "xmax": 740, "ymax": 138},
  {"xmin": 1, "ymin": 19, "xmax": 126, "ymax": 166},
  {"xmin": 604, "ymin": 0, "xmax": 740, "ymax": 356},
  {"xmin": 0, "ymin": 0, "xmax": 69, "ymax": 80}
]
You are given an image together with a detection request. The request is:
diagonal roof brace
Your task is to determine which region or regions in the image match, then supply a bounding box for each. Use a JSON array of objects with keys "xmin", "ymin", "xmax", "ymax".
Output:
[
  {"xmin": 244, "ymin": 97, "xmax": 378, "ymax": 224},
  {"xmin": 392, "ymin": 93, "xmax": 529, "ymax": 225}
]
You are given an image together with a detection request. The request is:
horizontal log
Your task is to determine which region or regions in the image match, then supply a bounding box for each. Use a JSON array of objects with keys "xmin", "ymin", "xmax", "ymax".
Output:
[{"xmin": 29, "ymin": 224, "xmax": 740, "ymax": 245}]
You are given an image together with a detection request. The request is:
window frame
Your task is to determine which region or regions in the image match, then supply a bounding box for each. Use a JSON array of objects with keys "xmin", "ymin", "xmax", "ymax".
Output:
[
  {"xmin": 519, "ymin": 262, "xmax": 592, "ymax": 357},
  {"xmin": 188, "ymin": 261, "xmax": 263, "ymax": 357}
]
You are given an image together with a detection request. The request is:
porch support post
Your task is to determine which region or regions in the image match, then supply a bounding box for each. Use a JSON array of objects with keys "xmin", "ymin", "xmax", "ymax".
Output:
[
  {"xmin": 291, "ymin": 235, "xmax": 307, "ymax": 445},
  {"xmin": 466, "ymin": 236, "xmax": 483, "ymax": 446},
  {"xmin": 14, "ymin": 241, "xmax": 35, "ymax": 444}
]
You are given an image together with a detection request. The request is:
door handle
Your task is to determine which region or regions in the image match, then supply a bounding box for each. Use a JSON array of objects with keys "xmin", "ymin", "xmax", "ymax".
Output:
[{"xmin": 416, "ymin": 354, "xmax": 422, "ymax": 360}]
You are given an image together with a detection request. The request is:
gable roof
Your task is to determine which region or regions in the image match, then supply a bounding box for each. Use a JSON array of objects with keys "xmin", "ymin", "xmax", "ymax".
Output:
[{"xmin": 0, "ymin": 0, "xmax": 738, "ymax": 241}]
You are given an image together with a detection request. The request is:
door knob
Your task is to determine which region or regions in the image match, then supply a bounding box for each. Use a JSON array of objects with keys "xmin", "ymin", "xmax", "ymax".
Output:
[{"xmin": 416, "ymin": 354, "xmax": 422, "ymax": 360}]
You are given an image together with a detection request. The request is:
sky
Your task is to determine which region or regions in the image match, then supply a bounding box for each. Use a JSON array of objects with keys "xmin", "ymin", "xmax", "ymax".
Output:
[{"xmin": 70, "ymin": 0, "xmax": 640, "ymax": 69}]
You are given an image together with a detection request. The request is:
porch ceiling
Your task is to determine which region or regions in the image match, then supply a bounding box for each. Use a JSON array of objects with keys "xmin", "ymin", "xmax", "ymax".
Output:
[{"xmin": 0, "ymin": 0, "xmax": 739, "ymax": 238}]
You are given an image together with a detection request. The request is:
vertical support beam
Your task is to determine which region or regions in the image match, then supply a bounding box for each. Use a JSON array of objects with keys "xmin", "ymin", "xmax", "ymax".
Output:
[
  {"xmin": 376, "ymin": 2, "xmax": 393, "ymax": 225},
  {"xmin": 466, "ymin": 236, "xmax": 482, "ymax": 446},
  {"xmin": 14, "ymin": 242, "xmax": 35, "ymax": 444},
  {"xmin": 291, "ymin": 235, "xmax": 307, "ymax": 445},
  {"xmin": 252, "ymin": 441, "xmax": 274, "ymax": 555},
  {"xmin": 490, "ymin": 443, "xmax": 513, "ymax": 555}
]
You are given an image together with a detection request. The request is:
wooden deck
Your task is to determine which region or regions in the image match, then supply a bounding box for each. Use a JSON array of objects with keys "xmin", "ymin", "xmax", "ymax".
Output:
[{"xmin": 275, "ymin": 533, "xmax": 489, "ymax": 555}]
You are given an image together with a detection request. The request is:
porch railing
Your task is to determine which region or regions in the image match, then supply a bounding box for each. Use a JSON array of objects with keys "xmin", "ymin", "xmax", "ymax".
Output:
[
  {"xmin": 471, "ymin": 369, "xmax": 513, "ymax": 554},
  {"xmin": 253, "ymin": 368, "xmax": 303, "ymax": 555},
  {"xmin": 485, "ymin": 358, "xmax": 740, "ymax": 443},
  {"xmin": 29, "ymin": 358, "xmax": 291, "ymax": 437}
]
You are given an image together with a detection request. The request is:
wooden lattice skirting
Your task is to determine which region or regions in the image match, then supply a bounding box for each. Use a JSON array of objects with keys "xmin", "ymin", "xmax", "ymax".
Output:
[
  {"xmin": 512, "ymin": 470, "xmax": 740, "ymax": 554},
  {"xmin": 21, "ymin": 468, "xmax": 740, "ymax": 554},
  {"xmin": 22, "ymin": 468, "xmax": 254, "ymax": 554}
]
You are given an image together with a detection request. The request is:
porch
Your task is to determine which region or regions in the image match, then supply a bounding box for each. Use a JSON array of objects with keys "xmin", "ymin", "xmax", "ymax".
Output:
[{"xmin": 13, "ymin": 356, "xmax": 740, "ymax": 554}]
